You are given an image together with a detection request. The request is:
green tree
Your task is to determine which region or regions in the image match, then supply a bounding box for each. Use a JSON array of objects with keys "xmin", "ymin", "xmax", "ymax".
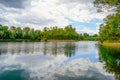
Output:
[
  {"xmin": 64, "ymin": 25, "xmax": 79, "ymax": 40},
  {"xmin": 23, "ymin": 27, "xmax": 31, "ymax": 39},
  {"xmin": 10, "ymin": 26, "xmax": 16, "ymax": 39},
  {"xmin": 34, "ymin": 30, "xmax": 42, "ymax": 40},
  {"xmin": 2, "ymin": 26, "xmax": 10, "ymax": 39},
  {"xmin": 0, "ymin": 24, "xmax": 3, "ymax": 39},
  {"xmin": 99, "ymin": 13, "xmax": 120, "ymax": 41},
  {"xmin": 94, "ymin": 0, "xmax": 120, "ymax": 42},
  {"xmin": 83, "ymin": 33, "xmax": 89, "ymax": 40},
  {"xmin": 0, "ymin": 25, "xmax": 10, "ymax": 39},
  {"xmin": 30, "ymin": 28, "xmax": 35, "ymax": 40},
  {"xmin": 16, "ymin": 27, "xmax": 23, "ymax": 39},
  {"xmin": 0, "ymin": 24, "xmax": 84, "ymax": 41}
]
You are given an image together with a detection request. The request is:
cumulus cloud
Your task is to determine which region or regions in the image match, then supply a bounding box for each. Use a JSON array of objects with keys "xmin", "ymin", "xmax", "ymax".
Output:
[{"xmin": 0, "ymin": 0, "xmax": 110, "ymax": 33}]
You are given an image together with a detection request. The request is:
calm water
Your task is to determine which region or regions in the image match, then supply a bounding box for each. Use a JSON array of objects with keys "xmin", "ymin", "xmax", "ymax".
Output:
[{"xmin": 0, "ymin": 41, "xmax": 117, "ymax": 80}]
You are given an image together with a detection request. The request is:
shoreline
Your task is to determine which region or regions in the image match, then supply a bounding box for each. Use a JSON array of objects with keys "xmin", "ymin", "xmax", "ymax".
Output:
[
  {"xmin": 0, "ymin": 39, "xmax": 40, "ymax": 42},
  {"xmin": 0, "ymin": 39, "xmax": 98, "ymax": 42},
  {"xmin": 0, "ymin": 39, "xmax": 78, "ymax": 42},
  {"xmin": 46, "ymin": 39, "xmax": 77, "ymax": 42}
]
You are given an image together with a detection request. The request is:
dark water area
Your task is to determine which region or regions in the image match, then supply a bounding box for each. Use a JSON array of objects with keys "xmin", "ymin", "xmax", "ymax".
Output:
[
  {"xmin": 99, "ymin": 46, "xmax": 120, "ymax": 80},
  {"xmin": 0, "ymin": 41, "xmax": 117, "ymax": 80}
]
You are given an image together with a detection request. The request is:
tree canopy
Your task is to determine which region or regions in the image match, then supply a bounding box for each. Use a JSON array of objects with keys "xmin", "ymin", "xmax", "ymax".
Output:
[
  {"xmin": 0, "ymin": 24, "xmax": 98, "ymax": 41},
  {"xmin": 94, "ymin": 0, "xmax": 120, "ymax": 42}
]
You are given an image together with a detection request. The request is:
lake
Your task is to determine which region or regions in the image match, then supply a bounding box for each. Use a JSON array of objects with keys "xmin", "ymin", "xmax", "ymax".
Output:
[{"xmin": 0, "ymin": 41, "xmax": 117, "ymax": 80}]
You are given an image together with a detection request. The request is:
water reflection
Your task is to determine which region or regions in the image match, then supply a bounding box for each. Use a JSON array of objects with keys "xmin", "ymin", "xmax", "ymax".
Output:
[
  {"xmin": 0, "ymin": 41, "xmax": 115, "ymax": 80},
  {"xmin": 43, "ymin": 42, "xmax": 76, "ymax": 57},
  {"xmin": 99, "ymin": 45, "xmax": 120, "ymax": 80},
  {"xmin": 0, "ymin": 68, "xmax": 30, "ymax": 80},
  {"xmin": 0, "ymin": 42, "xmax": 76, "ymax": 57}
]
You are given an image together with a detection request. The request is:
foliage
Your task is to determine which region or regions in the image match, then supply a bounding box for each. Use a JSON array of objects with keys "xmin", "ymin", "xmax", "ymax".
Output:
[
  {"xmin": 0, "ymin": 24, "xmax": 98, "ymax": 41},
  {"xmin": 0, "ymin": 25, "xmax": 98, "ymax": 41},
  {"xmin": 94, "ymin": 0, "xmax": 120, "ymax": 42},
  {"xmin": 94, "ymin": 0, "xmax": 120, "ymax": 6},
  {"xmin": 99, "ymin": 13, "xmax": 120, "ymax": 41}
]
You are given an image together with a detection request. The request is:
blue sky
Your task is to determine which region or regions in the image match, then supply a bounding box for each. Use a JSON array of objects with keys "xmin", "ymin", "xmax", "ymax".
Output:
[
  {"xmin": 66, "ymin": 17, "xmax": 104, "ymax": 34},
  {"xmin": 0, "ymin": 0, "xmax": 108, "ymax": 34}
]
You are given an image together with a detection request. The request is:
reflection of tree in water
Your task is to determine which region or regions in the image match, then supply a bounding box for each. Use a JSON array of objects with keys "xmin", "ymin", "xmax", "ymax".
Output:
[
  {"xmin": 43, "ymin": 42, "xmax": 76, "ymax": 57},
  {"xmin": 51, "ymin": 42, "xmax": 57, "ymax": 56},
  {"xmin": 64, "ymin": 43, "xmax": 76, "ymax": 57},
  {"xmin": 0, "ymin": 42, "xmax": 76, "ymax": 57},
  {"xmin": 99, "ymin": 46, "xmax": 120, "ymax": 80},
  {"xmin": 0, "ymin": 42, "xmax": 42, "ymax": 55},
  {"xmin": 0, "ymin": 43, "xmax": 8, "ymax": 55},
  {"xmin": 43, "ymin": 42, "xmax": 47, "ymax": 55},
  {"xmin": 43, "ymin": 42, "xmax": 59, "ymax": 56}
]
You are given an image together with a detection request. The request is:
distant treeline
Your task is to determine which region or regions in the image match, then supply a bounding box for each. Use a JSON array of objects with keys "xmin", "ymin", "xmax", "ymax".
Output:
[{"xmin": 0, "ymin": 24, "xmax": 98, "ymax": 41}]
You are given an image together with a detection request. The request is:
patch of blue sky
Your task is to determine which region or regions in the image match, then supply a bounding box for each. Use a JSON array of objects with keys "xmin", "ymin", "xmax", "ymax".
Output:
[
  {"xmin": 65, "ymin": 17, "xmax": 104, "ymax": 30},
  {"xmin": 64, "ymin": 51, "xmax": 99, "ymax": 64}
]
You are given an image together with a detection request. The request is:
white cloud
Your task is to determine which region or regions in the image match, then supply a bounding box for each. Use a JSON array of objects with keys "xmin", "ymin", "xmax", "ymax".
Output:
[{"xmin": 0, "ymin": 0, "xmax": 110, "ymax": 33}]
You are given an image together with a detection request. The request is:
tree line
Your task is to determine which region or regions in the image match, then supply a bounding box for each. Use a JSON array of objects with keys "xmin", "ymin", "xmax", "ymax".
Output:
[{"xmin": 0, "ymin": 24, "xmax": 98, "ymax": 41}]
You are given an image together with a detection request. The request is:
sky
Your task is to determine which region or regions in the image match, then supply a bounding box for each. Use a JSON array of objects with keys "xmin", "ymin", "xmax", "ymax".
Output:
[{"xmin": 0, "ymin": 0, "xmax": 111, "ymax": 34}]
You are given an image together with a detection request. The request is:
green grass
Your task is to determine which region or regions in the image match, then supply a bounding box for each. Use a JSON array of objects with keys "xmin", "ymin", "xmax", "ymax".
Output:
[{"xmin": 102, "ymin": 42, "xmax": 120, "ymax": 49}]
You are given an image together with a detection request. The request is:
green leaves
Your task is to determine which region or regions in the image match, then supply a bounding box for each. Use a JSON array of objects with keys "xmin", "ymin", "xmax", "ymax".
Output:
[
  {"xmin": 0, "ymin": 24, "xmax": 98, "ymax": 41},
  {"xmin": 0, "ymin": 24, "xmax": 81, "ymax": 41},
  {"xmin": 99, "ymin": 13, "xmax": 120, "ymax": 41},
  {"xmin": 94, "ymin": 0, "xmax": 120, "ymax": 42},
  {"xmin": 94, "ymin": 0, "xmax": 120, "ymax": 7},
  {"xmin": 41, "ymin": 25, "xmax": 80, "ymax": 41}
]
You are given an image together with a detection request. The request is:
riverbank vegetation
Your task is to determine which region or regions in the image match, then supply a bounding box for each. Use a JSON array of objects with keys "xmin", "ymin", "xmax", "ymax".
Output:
[
  {"xmin": 94, "ymin": 0, "xmax": 120, "ymax": 43},
  {"xmin": 0, "ymin": 24, "xmax": 98, "ymax": 42},
  {"xmin": 99, "ymin": 13, "xmax": 120, "ymax": 42}
]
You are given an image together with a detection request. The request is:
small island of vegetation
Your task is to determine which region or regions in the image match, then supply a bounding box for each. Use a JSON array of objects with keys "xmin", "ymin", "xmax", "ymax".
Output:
[{"xmin": 0, "ymin": 24, "xmax": 98, "ymax": 42}]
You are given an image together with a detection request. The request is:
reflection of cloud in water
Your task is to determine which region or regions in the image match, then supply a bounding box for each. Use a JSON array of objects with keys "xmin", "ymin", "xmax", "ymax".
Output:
[
  {"xmin": 35, "ymin": 59, "xmax": 114, "ymax": 80},
  {"xmin": 0, "ymin": 54, "xmax": 115, "ymax": 80},
  {"xmin": 76, "ymin": 41, "xmax": 98, "ymax": 52},
  {"xmin": 0, "ymin": 42, "xmax": 115, "ymax": 80}
]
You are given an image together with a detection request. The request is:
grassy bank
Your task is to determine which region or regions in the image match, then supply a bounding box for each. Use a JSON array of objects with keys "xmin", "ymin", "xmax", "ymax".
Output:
[{"xmin": 102, "ymin": 42, "xmax": 120, "ymax": 48}]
